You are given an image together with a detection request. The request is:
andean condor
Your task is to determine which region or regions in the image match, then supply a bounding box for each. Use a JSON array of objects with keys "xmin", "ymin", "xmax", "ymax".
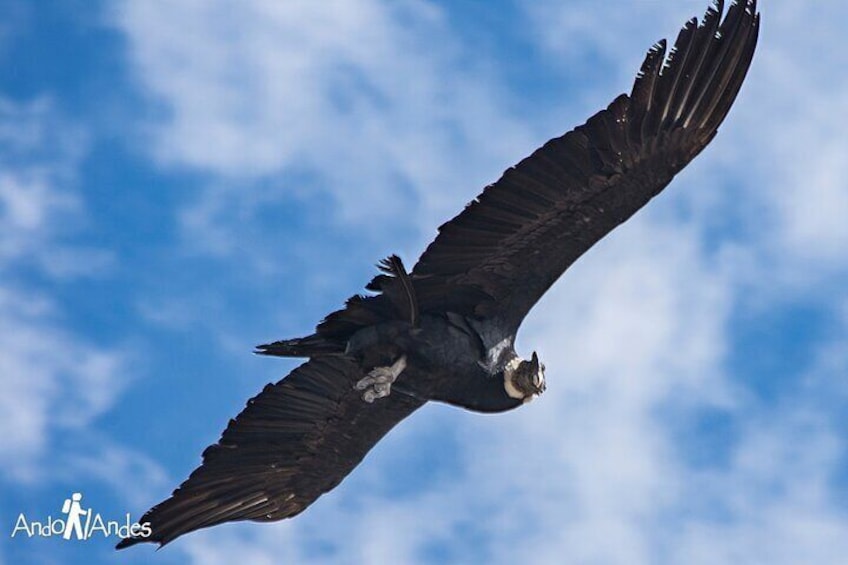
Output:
[{"xmin": 118, "ymin": 0, "xmax": 760, "ymax": 549}]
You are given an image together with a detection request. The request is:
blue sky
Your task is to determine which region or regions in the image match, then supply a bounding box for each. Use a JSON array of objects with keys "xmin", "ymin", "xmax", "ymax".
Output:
[{"xmin": 2, "ymin": 1, "xmax": 847, "ymax": 563}]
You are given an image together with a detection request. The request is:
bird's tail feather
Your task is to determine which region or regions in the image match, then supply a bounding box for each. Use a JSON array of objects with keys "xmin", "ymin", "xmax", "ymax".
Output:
[
  {"xmin": 371, "ymin": 255, "xmax": 419, "ymax": 326},
  {"xmin": 255, "ymin": 334, "xmax": 343, "ymax": 357}
]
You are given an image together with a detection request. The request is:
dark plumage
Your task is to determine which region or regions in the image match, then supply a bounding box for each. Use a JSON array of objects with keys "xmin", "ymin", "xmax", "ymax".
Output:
[{"xmin": 118, "ymin": 0, "xmax": 759, "ymax": 549}]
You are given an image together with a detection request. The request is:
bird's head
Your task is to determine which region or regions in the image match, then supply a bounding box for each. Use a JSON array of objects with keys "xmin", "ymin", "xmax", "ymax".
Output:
[{"xmin": 504, "ymin": 351, "xmax": 546, "ymax": 402}]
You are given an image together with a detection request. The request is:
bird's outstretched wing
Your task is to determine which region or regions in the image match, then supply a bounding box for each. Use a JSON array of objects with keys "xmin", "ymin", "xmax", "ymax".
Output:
[
  {"xmin": 411, "ymin": 0, "xmax": 759, "ymax": 333},
  {"xmin": 117, "ymin": 357, "xmax": 424, "ymax": 549}
]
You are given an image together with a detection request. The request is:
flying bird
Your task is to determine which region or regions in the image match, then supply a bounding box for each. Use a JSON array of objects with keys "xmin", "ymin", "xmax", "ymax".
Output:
[{"xmin": 118, "ymin": 0, "xmax": 759, "ymax": 549}]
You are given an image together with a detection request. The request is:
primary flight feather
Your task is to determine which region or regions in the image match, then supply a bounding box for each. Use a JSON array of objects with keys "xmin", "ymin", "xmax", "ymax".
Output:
[{"xmin": 118, "ymin": 0, "xmax": 759, "ymax": 549}]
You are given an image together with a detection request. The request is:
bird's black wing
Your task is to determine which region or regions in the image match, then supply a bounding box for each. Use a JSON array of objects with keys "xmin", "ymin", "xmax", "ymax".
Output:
[
  {"xmin": 411, "ymin": 0, "xmax": 759, "ymax": 333},
  {"xmin": 117, "ymin": 357, "xmax": 424, "ymax": 549}
]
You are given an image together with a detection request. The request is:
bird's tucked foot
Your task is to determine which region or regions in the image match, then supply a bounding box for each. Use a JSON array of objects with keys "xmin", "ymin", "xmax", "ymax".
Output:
[{"xmin": 355, "ymin": 355, "xmax": 407, "ymax": 403}]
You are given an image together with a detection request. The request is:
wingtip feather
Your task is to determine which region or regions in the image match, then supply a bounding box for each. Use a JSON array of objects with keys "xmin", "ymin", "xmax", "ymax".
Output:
[{"xmin": 629, "ymin": 0, "xmax": 758, "ymax": 143}]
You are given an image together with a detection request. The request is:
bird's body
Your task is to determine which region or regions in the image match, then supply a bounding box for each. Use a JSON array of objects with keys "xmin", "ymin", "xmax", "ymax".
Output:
[
  {"xmin": 346, "ymin": 310, "xmax": 535, "ymax": 413},
  {"xmin": 119, "ymin": 0, "xmax": 760, "ymax": 549}
]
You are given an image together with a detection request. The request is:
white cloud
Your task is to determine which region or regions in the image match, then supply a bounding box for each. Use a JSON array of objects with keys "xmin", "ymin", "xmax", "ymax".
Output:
[
  {"xmin": 61, "ymin": 441, "xmax": 171, "ymax": 511},
  {"xmin": 0, "ymin": 97, "xmax": 114, "ymax": 278},
  {"xmin": 0, "ymin": 284, "xmax": 128, "ymax": 484},
  {"xmin": 670, "ymin": 302, "xmax": 848, "ymax": 564},
  {"xmin": 672, "ymin": 415, "xmax": 848, "ymax": 564},
  {"xmin": 743, "ymin": 13, "xmax": 848, "ymax": 270},
  {"xmin": 521, "ymin": 0, "xmax": 708, "ymax": 73},
  {"xmin": 112, "ymin": 0, "xmax": 535, "ymax": 255},
  {"xmin": 0, "ymin": 98, "xmax": 80, "ymax": 258},
  {"xmin": 0, "ymin": 97, "xmax": 164, "ymax": 499}
]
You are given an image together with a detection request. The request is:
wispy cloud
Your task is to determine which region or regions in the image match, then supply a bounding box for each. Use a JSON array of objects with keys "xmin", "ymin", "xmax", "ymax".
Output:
[
  {"xmin": 0, "ymin": 98, "xmax": 113, "ymax": 278},
  {"xmin": 112, "ymin": 0, "xmax": 536, "ymax": 258},
  {"xmin": 0, "ymin": 291, "xmax": 122, "ymax": 467},
  {"xmin": 0, "ymin": 97, "xmax": 163, "ymax": 500},
  {"xmin": 520, "ymin": 0, "xmax": 707, "ymax": 75},
  {"xmin": 745, "ymin": 13, "xmax": 848, "ymax": 270}
]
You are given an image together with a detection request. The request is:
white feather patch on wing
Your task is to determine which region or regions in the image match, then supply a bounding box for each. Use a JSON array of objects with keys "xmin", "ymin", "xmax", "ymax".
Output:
[{"xmin": 479, "ymin": 337, "xmax": 514, "ymax": 374}]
